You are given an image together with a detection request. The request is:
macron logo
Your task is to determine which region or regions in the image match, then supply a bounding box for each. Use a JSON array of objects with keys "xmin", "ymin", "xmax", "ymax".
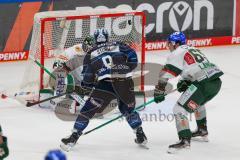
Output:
[{"xmin": 0, "ymin": 51, "xmax": 28, "ymax": 62}]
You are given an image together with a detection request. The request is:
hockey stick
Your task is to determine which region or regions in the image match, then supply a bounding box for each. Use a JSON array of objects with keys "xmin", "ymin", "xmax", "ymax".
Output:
[
  {"xmin": 25, "ymin": 91, "xmax": 86, "ymax": 107},
  {"xmin": 83, "ymin": 88, "xmax": 177, "ymax": 135},
  {"xmin": 29, "ymin": 56, "xmax": 56, "ymax": 79},
  {"xmin": 26, "ymin": 92, "xmax": 69, "ymax": 107},
  {"xmin": 4, "ymin": 56, "xmax": 61, "ymax": 107}
]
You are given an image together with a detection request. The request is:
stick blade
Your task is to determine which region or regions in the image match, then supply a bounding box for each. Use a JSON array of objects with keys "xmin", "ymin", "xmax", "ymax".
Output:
[
  {"xmin": 1, "ymin": 93, "xmax": 28, "ymax": 106},
  {"xmin": 26, "ymin": 101, "xmax": 34, "ymax": 107}
]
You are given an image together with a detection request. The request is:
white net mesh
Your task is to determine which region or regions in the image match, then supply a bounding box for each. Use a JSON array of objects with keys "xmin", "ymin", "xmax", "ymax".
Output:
[{"xmin": 21, "ymin": 9, "xmax": 145, "ymax": 95}]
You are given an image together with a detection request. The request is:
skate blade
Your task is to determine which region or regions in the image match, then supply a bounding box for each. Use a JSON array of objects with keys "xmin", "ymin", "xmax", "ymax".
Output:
[
  {"xmin": 138, "ymin": 143, "xmax": 150, "ymax": 150},
  {"xmin": 136, "ymin": 140, "xmax": 149, "ymax": 149},
  {"xmin": 167, "ymin": 146, "xmax": 190, "ymax": 154},
  {"xmin": 191, "ymin": 136, "xmax": 209, "ymax": 142},
  {"xmin": 60, "ymin": 143, "xmax": 74, "ymax": 152}
]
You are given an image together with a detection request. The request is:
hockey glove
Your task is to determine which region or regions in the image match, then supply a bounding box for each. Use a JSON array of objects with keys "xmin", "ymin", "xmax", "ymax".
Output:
[
  {"xmin": 75, "ymin": 85, "xmax": 91, "ymax": 96},
  {"xmin": 82, "ymin": 36, "xmax": 94, "ymax": 53},
  {"xmin": 154, "ymin": 80, "xmax": 167, "ymax": 103},
  {"xmin": 177, "ymin": 80, "xmax": 191, "ymax": 92},
  {"xmin": 0, "ymin": 136, "xmax": 9, "ymax": 159},
  {"xmin": 0, "ymin": 126, "xmax": 9, "ymax": 159}
]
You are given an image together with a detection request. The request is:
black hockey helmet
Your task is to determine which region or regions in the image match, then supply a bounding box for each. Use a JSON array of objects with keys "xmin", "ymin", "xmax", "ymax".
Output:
[{"xmin": 82, "ymin": 36, "xmax": 95, "ymax": 52}]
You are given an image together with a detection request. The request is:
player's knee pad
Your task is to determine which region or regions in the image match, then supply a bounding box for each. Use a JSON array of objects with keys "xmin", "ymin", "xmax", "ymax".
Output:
[
  {"xmin": 39, "ymin": 89, "xmax": 56, "ymax": 109},
  {"xmin": 78, "ymin": 97, "xmax": 103, "ymax": 119},
  {"xmin": 173, "ymin": 103, "xmax": 188, "ymax": 117},
  {"xmin": 173, "ymin": 103, "xmax": 190, "ymax": 134},
  {"xmin": 196, "ymin": 105, "xmax": 206, "ymax": 112},
  {"xmin": 118, "ymin": 101, "xmax": 135, "ymax": 115},
  {"xmin": 118, "ymin": 106, "xmax": 134, "ymax": 116},
  {"xmin": 194, "ymin": 105, "xmax": 206, "ymax": 121}
]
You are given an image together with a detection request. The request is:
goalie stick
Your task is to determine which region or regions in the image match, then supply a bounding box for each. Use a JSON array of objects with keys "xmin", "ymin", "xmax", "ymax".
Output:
[
  {"xmin": 26, "ymin": 91, "xmax": 86, "ymax": 108},
  {"xmin": 26, "ymin": 92, "xmax": 69, "ymax": 107},
  {"xmin": 0, "ymin": 56, "xmax": 86, "ymax": 107},
  {"xmin": 24, "ymin": 88, "xmax": 87, "ymax": 107}
]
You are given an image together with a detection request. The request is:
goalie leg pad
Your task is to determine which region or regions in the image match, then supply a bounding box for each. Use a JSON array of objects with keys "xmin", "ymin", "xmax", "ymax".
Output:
[
  {"xmin": 39, "ymin": 89, "xmax": 56, "ymax": 109},
  {"xmin": 55, "ymin": 72, "xmax": 75, "ymax": 96}
]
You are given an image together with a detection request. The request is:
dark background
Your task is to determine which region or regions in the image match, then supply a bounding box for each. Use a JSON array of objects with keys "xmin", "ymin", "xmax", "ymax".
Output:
[{"xmin": 0, "ymin": 0, "xmax": 234, "ymax": 52}]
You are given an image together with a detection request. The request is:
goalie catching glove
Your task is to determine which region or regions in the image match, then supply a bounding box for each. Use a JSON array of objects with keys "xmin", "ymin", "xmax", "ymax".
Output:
[{"xmin": 154, "ymin": 79, "xmax": 167, "ymax": 103}]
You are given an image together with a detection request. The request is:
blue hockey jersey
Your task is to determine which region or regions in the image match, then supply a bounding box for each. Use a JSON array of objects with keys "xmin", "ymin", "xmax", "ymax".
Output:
[{"xmin": 82, "ymin": 42, "xmax": 138, "ymax": 85}]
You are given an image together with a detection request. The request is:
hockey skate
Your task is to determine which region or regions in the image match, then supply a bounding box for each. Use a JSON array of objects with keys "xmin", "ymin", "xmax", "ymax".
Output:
[
  {"xmin": 134, "ymin": 127, "xmax": 148, "ymax": 149},
  {"xmin": 191, "ymin": 126, "xmax": 209, "ymax": 142},
  {"xmin": 60, "ymin": 131, "xmax": 82, "ymax": 152},
  {"xmin": 167, "ymin": 138, "xmax": 190, "ymax": 154}
]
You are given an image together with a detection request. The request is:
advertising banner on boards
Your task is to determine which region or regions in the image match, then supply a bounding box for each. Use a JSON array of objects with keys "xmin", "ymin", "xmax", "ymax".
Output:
[{"xmin": 0, "ymin": 0, "xmax": 239, "ymax": 61}]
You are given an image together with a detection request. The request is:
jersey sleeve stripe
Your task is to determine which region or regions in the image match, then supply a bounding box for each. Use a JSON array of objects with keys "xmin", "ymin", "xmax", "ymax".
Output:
[
  {"xmin": 163, "ymin": 64, "xmax": 182, "ymax": 76},
  {"xmin": 162, "ymin": 68, "xmax": 178, "ymax": 77}
]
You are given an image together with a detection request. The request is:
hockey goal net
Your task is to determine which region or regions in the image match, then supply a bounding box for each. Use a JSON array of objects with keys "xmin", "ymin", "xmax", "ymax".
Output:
[{"xmin": 21, "ymin": 9, "xmax": 146, "ymax": 98}]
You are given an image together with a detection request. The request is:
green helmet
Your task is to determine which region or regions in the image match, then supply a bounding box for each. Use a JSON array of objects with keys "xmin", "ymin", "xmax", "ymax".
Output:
[{"xmin": 82, "ymin": 36, "xmax": 95, "ymax": 52}]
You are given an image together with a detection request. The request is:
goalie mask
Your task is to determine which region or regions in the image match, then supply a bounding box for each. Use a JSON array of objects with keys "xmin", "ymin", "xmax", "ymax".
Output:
[
  {"xmin": 94, "ymin": 28, "xmax": 109, "ymax": 44},
  {"xmin": 82, "ymin": 36, "xmax": 94, "ymax": 53}
]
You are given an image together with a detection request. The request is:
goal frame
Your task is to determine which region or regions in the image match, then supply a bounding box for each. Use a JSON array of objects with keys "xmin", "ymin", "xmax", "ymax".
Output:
[{"xmin": 39, "ymin": 11, "xmax": 146, "ymax": 91}]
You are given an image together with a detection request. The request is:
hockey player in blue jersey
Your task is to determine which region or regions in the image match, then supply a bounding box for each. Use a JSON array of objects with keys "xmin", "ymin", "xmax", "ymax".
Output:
[{"xmin": 61, "ymin": 28, "xmax": 147, "ymax": 151}]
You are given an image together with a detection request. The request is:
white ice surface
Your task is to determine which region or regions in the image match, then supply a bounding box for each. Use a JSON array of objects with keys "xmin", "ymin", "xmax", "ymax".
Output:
[{"xmin": 1, "ymin": 45, "xmax": 240, "ymax": 160}]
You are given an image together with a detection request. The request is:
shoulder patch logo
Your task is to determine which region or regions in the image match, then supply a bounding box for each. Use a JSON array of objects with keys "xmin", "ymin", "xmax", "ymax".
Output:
[
  {"xmin": 184, "ymin": 52, "xmax": 195, "ymax": 65},
  {"xmin": 75, "ymin": 46, "xmax": 82, "ymax": 53}
]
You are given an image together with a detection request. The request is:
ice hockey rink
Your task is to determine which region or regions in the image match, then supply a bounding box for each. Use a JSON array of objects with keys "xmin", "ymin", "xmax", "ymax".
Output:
[{"xmin": 0, "ymin": 45, "xmax": 240, "ymax": 160}]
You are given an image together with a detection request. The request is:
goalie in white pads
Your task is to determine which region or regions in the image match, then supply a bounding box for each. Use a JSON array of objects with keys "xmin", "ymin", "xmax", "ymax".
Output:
[
  {"xmin": 39, "ymin": 36, "xmax": 94, "ymax": 113},
  {"xmin": 153, "ymin": 32, "xmax": 223, "ymax": 153}
]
